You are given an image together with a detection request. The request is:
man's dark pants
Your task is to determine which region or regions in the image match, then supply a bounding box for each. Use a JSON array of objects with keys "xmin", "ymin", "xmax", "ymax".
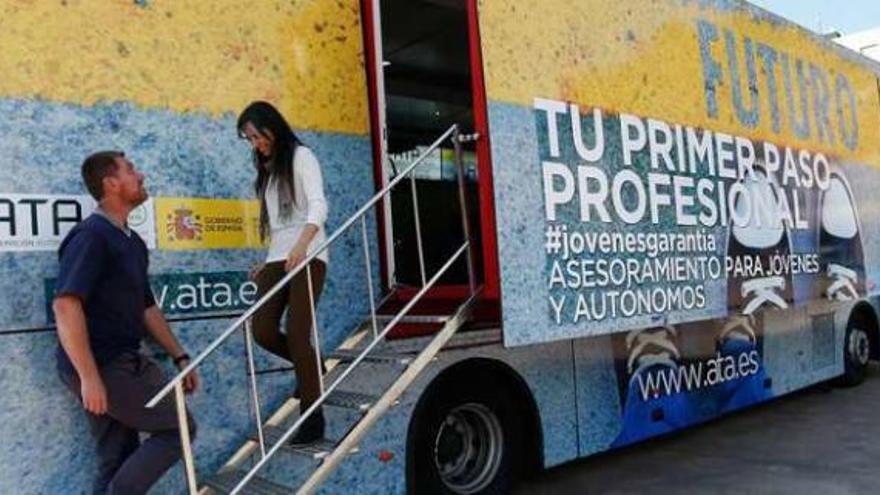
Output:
[{"xmin": 60, "ymin": 352, "xmax": 196, "ymax": 495}]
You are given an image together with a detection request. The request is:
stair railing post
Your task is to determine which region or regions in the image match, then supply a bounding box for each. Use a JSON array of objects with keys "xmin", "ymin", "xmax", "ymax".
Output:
[
  {"xmin": 243, "ymin": 318, "xmax": 267, "ymax": 458},
  {"xmin": 174, "ymin": 381, "xmax": 198, "ymax": 494},
  {"xmin": 361, "ymin": 216, "xmax": 379, "ymax": 340},
  {"xmin": 306, "ymin": 262, "xmax": 325, "ymax": 395},
  {"xmin": 410, "ymin": 170, "xmax": 428, "ymax": 287},
  {"xmin": 453, "ymin": 126, "xmax": 478, "ymax": 296}
]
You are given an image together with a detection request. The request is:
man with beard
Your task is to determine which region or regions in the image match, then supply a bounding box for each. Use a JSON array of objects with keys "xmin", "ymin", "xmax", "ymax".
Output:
[{"xmin": 53, "ymin": 151, "xmax": 199, "ymax": 495}]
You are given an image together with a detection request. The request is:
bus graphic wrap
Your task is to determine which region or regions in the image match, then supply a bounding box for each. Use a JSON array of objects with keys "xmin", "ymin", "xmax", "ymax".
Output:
[
  {"xmin": 476, "ymin": 0, "xmax": 880, "ymax": 469},
  {"xmin": 477, "ymin": 0, "xmax": 880, "ymax": 347}
]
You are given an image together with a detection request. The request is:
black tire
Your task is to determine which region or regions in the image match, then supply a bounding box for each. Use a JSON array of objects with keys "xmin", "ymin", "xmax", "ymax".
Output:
[
  {"xmin": 837, "ymin": 314, "xmax": 873, "ymax": 387},
  {"xmin": 410, "ymin": 375, "xmax": 524, "ymax": 494}
]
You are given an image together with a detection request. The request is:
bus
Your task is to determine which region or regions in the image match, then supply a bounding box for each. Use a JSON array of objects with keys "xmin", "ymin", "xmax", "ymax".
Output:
[{"xmin": 1, "ymin": 0, "xmax": 879, "ymax": 493}]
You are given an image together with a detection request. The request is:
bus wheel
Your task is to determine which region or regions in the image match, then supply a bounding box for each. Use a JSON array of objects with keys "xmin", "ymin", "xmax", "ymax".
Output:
[
  {"xmin": 412, "ymin": 378, "xmax": 523, "ymax": 494},
  {"xmin": 838, "ymin": 316, "xmax": 872, "ymax": 387}
]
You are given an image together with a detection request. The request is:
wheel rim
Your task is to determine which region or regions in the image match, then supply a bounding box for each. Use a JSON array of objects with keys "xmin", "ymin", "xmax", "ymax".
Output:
[
  {"xmin": 849, "ymin": 327, "xmax": 871, "ymax": 366},
  {"xmin": 433, "ymin": 403, "xmax": 504, "ymax": 494}
]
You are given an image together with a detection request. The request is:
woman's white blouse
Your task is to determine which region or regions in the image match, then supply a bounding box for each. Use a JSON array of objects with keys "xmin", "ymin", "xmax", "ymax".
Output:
[{"xmin": 263, "ymin": 146, "xmax": 329, "ymax": 264}]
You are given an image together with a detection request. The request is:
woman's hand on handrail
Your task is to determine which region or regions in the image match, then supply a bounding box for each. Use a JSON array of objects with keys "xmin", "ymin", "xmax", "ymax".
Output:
[{"xmin": 284, "ymin": 245, "xmax": 308, "ymax": 272}]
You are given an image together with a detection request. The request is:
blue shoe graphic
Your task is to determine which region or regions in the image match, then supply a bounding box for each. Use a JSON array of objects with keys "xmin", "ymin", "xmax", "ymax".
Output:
[
  {"xmin": 714, "ymin": 315, "xmax": 769, "ymax": 411},
  {"xmin": 613, "ymin": 326, "xmax": 695, "ymax": 446}
]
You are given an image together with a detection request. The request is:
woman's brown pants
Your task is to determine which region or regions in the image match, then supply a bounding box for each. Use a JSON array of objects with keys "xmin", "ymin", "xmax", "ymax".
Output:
[{"xmin": 252, "ymin": 259, "xmax": 326, "ymax": 410}]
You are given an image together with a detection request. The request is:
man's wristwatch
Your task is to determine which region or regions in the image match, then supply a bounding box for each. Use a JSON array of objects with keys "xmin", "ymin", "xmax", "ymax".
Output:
[{"xmin": 173, "ymin": 353, "xmax": 191, "ymax": 368}]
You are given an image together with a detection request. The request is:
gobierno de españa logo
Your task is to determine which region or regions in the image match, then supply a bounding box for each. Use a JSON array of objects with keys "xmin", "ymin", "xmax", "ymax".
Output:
[{"xmin": 165, "ymin": 207, "xmax": 203, "ymax": 241}]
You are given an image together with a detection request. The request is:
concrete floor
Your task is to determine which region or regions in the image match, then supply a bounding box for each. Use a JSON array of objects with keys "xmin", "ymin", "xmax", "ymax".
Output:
[{"xmin": 516, "ymin": 364, "xmax": 880, "ymax": 495}]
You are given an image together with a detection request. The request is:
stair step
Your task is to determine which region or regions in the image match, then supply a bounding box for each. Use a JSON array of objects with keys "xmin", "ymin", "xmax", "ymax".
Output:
[
  {"xmin": 324, "ymin": 390, "xmax": 377, "ymax": 412},
  {"xmin": 287, "ymin": 438, "xmax": 338, "ymax": 460},
  {"xmin": 375, "ymin": 314, "xmax": 449, "ymax": 324},
  {"xmin": 328, "ymin": 349, "xmax": 412, "ymax": 366},
  {"xmin": 257, "ymin": 425, "xmax": 359, "ymax": 460},
  {"xmin": 204, "ymin": 468, "xmax": 292, "ymax": 495}
]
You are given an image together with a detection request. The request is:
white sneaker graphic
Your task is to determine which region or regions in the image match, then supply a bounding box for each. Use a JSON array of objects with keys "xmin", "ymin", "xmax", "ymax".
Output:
[
  {"xmin": 818, "ymin": 170, "xmax": 865, "ymax": 301},
  {"xmin": 726, "ymin": 165, "xmax": 793, "ymax": 314},
  {"xmin": 626, "ymin": 326, "xmax": 680, "ymax": 378}
]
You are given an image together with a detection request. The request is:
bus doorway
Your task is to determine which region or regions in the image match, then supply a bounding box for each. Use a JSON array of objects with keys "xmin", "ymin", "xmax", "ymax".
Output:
[{"xmin": 364, "ymin": 0, "xmax": 499, "ymax": 327}]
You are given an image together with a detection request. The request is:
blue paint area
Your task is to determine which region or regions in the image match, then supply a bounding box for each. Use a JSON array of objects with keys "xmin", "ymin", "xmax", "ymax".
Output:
[
  {"xmin": 762, "ymin": 309, "xmax": 815, "ymax": 394},
  {"xmin": 611, "ymin": 368, "xmax": 695, "ymax": 447},
  {"xmin": 697, "ymin": 19, "xmax": 723, "ymax": 119},
  {"xmin": 573, "ymin": 335, "xmax": 624, "ymax": 456},
  {"xmin": 724, "ymin": 30, "xmax": 760, "ymax": 128},
  {"xmin": 809, "ymin": 64, "xmax": 835, "ymax": 146},
  {"xmin": 507, "ymin": 342, "xmax": 580, "ymax": 466},
  {"xmin": 0, "ymin": 98, "xmax": 377, "ymax": 493},
  {"xmin": 763, "ymin": 160, "xmax": 880, "ymax": 396},
  {"xmin": 834, "ymin": 74, "xmax": 859, "ymax": 151},
  {"xmin": 757, "ymin": 43, "xmax": 782, "ymax": 133},
  {"xmin": 781, "ymin": 54, "xmax": 812, "ymax": 139},
  {"xmin": 487, "ymin": 102, "xmax": 553, "ymax": 347},
  {"xmin": 714, "ymin": 336, "xmax": 770, "ymax": 409}
]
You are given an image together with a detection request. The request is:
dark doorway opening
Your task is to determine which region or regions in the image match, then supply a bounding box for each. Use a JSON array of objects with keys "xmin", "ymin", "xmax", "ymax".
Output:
[{"xmin": 379, "ymin": 0, "xmax": 484, "ymax": 289}]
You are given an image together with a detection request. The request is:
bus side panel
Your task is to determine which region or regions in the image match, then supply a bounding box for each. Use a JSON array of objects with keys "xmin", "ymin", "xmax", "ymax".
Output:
[
  {"xmin": 475, "ymin": 0, "xmax": 880, "ymax": 457},
  {"xmin": 0, "ymin": 2, "xmax": 376, "ymax": 493}
]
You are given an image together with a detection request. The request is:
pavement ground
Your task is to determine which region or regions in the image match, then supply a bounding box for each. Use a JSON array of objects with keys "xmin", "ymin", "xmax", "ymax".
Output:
[{"xmin": 516, "ymin": 364, "xmax": 880, "ymax": 495}]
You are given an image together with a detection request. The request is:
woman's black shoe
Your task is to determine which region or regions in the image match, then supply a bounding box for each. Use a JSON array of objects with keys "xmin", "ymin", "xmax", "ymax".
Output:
[
  {"xmin": 289, "ymin": 410, "xmax": 325, "ymax": 445},
  {"xmin": 293, "ymin": 362, "xmax": 328, "ymax": 399}
]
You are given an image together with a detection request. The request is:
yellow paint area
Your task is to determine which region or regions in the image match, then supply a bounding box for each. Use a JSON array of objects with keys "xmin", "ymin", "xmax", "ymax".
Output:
[
  {"xmin": 156, "ymin": 197, "xmax": 263, "ymax": 250},
  {"xmin": 477, "ymin": 0, "xmax": 880, "ymax": 164},
  {"xmin": 0, "ymin": 1, "xmax": 369, "ymax": 135}
]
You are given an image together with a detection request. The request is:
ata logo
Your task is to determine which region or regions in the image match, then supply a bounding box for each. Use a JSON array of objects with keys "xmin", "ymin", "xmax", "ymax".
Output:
[{"xmin": 166, "ymin": 208, "xmax": 203, "ymax": 241}]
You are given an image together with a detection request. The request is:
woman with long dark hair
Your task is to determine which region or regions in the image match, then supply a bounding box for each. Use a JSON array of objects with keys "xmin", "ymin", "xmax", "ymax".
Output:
[{"xmin": 238, "ymin": 101, "xmax": 328, "ymax": 444}]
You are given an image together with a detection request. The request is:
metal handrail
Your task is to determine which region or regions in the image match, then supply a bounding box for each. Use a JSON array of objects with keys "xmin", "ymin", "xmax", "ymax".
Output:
[
  {"xmin": 231, "ymin": 242, "xmax": 471, "ymax": 494},
  {"xmin": 145, "ymin": 123, "xmax": 459, "ymax": 410},
  {"xmin": 230, "ymin": 122, "xmax": 478, "ymax": 493}
]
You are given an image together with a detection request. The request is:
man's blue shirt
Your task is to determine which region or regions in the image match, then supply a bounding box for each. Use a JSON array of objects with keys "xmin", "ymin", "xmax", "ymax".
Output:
[{"xmin": 55, "ymin": 213, "xmax": 156, "ymax": 373}]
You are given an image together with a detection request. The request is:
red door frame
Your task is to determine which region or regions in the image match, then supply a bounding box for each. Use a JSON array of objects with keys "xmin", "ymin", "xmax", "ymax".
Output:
[
  {"xmin": 359, "ymin": 0, "xmax": 500, "ymax": 302},
  {"xmin": 360, "ymin": 0, "xmax": 390, "ymax": 292},
  {"xmin": 465, "ymin": 0, "xmax": 500, "ymax": 301}
]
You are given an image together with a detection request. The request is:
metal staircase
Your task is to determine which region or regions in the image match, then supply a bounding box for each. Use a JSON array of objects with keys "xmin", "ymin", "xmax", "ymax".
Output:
[{"xmin": 145, "ymin": 125, "xmax": 480, "ymax": 494}]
